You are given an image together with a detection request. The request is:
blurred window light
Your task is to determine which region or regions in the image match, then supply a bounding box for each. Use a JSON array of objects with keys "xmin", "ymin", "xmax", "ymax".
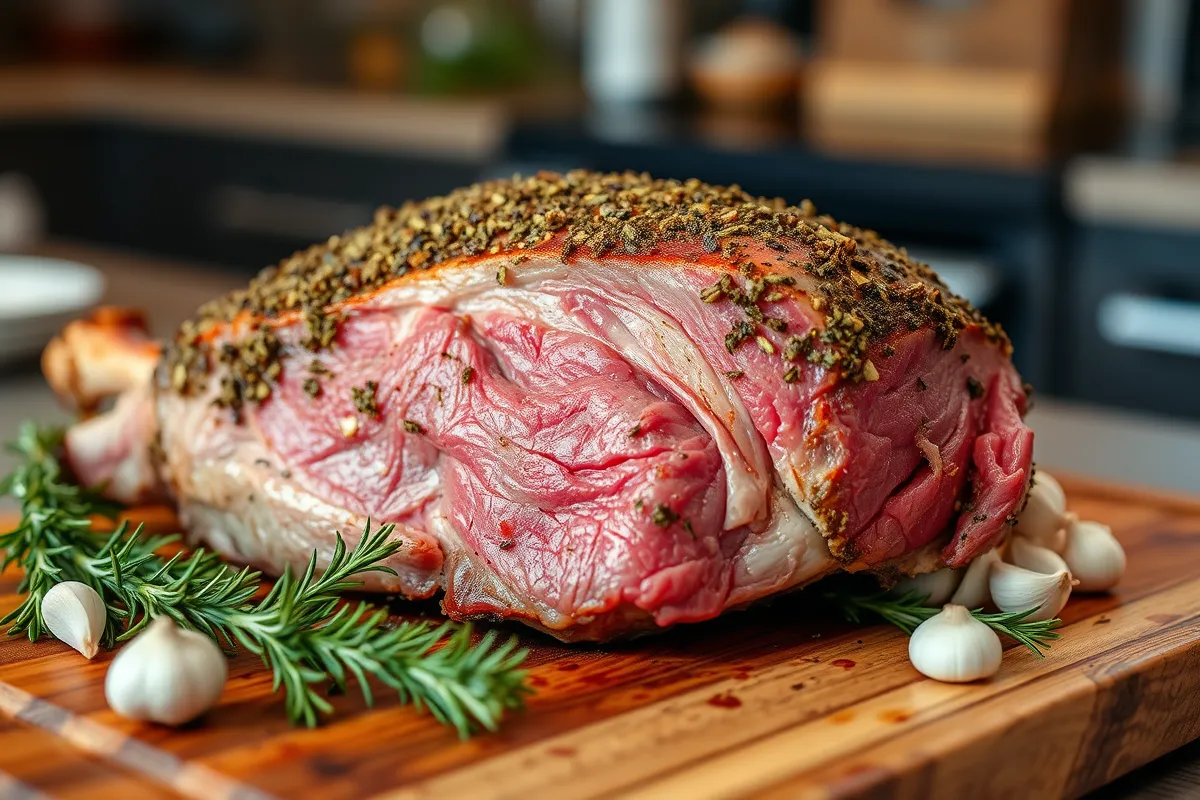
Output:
[{"xmin": 1098, "ymin": 293, "xmax": 1200, "ymax": 359}]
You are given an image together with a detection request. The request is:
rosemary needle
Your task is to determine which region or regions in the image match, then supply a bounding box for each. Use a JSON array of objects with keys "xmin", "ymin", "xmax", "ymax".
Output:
[
  {"xmin": 831, "ymin": 589, "xmax": 1062, "ymax": 657},
  {"xmin": 0, "ymin": 423, "xmax": 530, "ymax": 733}
]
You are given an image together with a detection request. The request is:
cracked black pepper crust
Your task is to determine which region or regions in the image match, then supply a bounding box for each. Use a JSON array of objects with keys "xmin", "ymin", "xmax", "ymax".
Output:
[{"xmin": 164, "ymin": 170, "xmax": 1010, "ymax": 409}]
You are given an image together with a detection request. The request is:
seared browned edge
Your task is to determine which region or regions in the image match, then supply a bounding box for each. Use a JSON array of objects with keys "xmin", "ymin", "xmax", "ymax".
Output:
[{"xmin": 162, "ymin": 170, "xmax": 1010, "ymax": 415}]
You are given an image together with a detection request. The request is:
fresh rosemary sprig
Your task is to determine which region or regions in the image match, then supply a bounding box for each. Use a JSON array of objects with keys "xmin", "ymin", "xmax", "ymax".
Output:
[
  {"xmin": 0, "ymin": 422, "xmax": 530, "ymax": 734},
  {"xmin": 832, "ymin": 590, "xmax": 1062, "ymax": 656}
]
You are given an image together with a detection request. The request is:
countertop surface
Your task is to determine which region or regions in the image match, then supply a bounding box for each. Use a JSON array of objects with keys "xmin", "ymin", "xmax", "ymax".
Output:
[
  {"xmin": 0, "ymin": 67, "xmax": 539, "ymax": 160},
  {"xmin": 4, "ymin": 66, "xmax": 1200, "ymax": 236},
  {"xmin": 1066, "ymin": 155, "xmax": 1200, "ymax": 231},
  {"xmin": 0, "ymin": 241, "xmax": 1199, "ymax": 797}
]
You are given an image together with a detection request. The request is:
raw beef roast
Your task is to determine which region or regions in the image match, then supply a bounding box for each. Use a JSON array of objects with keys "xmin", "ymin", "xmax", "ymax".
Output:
[{"xmin": 46, "ymin": 171, "xmax": 1034, "ymax": 641}]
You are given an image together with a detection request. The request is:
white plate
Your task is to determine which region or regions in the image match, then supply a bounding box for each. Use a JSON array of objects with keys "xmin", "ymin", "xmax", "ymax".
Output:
[{"xmin": 0, "ymin": 256, "xmax": 106, "ymax": 366}]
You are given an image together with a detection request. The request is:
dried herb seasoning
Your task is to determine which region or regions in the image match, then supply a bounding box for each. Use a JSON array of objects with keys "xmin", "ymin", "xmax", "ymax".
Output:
[
  {"xmin": 351, "ymin": 381, "xmax": 380, "ymax": 417},
  {"xmin": 650, "ymin": 504, "xmax": 679, "ymax": 528},
  {"xmin": 164, "ymin": 170, "xmax": 1007, "ymax": 406}
]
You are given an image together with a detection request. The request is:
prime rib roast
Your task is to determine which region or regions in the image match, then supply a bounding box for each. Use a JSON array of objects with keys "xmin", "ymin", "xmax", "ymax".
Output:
[{"xmin": 45, "ymin": 171, "xmax": 1034, "ymax": 641}]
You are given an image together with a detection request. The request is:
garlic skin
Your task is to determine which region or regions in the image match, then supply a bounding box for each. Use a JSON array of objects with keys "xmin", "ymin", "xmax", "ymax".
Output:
[
  {"xmin": 1014, "ymin": 471, "xmax": 1070, "ymax": 553},
  {"xmin": 908, "ymin": 604, "xmax": 1003, "ymax": 683},
  {"xmin": 41, "ymin": 581, "xmax": 106, "ymax": 659},
  {"xmin": 949, "ymin": 547, "xmax": 1001, "ymax": 609},
  {"xmin": 105, "ymin": 617, "xmax": 228, "ymax": 726},
  {"xmin": 893, "ymin": 567, "xmax": 963, "ymax": 607},
  {"xmin": 1034, "ymin": 471, "xmax": 1066, "ymax": 509},
  {"xmin": 1062, "ymin": 519, "xmax": 1126, "ymax": 593},
  {"xmin": 1009, "ymin": 537, "xmax": 1071, "ymax": 576},
  {"xmin": 989, "ymin": 562, "xmax": 1074, "ymax": 622}
]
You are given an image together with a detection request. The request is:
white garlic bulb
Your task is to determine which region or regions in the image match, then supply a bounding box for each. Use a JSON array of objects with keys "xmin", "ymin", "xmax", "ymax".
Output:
[
  {"xmin": 1013, "ymin": 471, "xmax": 1070, "ymax": 553},
  {"xmin": 41, "ymin": 581, "xmax": 107, "ymax": 659},
  {"xmin": 105, "ymin": 617, "xmax": 228, "ymax": 726},
  {"xmin": 1062, "ymin": 519, "xmax": 1126, "ymax": 593},
  {"xmin": 893, "ymin": 567, "xmax": 963, "ymax": 607},
  {"xmin": 989, "ymin": 561, "xmax": 1074, "ymax": 622},
  {"xmin": 1009, "ymin": 537, "xmax": 1071, "ymax": 576},
  {"xmin": 949, "ymin": 547, "xmax": 1001, "ymax": 609},
  {"xmin": 908, "ymin": 604, "xmax": 1003, "ymax": 683}
]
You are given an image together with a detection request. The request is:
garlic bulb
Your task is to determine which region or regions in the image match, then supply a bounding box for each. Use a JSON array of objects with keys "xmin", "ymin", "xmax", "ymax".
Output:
[
  {"xmin": 1034, "ymin": 470, "xmax": 1066, "ymax": 508},
  {"xmin": 41, "ymin": 581, "xmax": 106, "ymax": 659},
  {"xmin": 893, "ymin": 567, "xmax": 963, "ymax": 607},
  {"xmin": 1014, "ymin": 471, "xmax": 1070, "ymax": 553},
  {"xmin": 105, "ymin": 617, "xmax": 228, "ymax": 726},
  {"xmin": 1062, "ymin": 519, "xmax": 1126, "ymax": 593},
  {"xmin": 949, "ymin": 547, "xmax": 1001, "ymax": 609},
  {"xmin": 989, "ymin": 562, "xmax": 1074, "ymax": 622},
  {"xmin": 1009, "ymin": 537, "xmax": 1070, "ymax": 576},
  {"xmin": 908, "ymin": 604, "xmax": 1003, "ymax": 683}
]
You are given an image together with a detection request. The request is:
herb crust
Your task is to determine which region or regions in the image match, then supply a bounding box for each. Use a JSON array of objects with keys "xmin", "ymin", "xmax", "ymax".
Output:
[{"xmin": 165, "ymin": 170, "xmax": 1008, "ymax": 410}]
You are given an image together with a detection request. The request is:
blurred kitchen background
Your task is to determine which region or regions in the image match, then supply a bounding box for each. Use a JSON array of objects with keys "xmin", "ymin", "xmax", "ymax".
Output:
[{"xmin": 2, "ymin": 0, "xmax": 1200, "ymax": 492}]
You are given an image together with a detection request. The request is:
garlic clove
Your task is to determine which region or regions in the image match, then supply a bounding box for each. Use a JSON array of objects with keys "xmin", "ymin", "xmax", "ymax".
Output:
[
  {"xmin": 1009, "ymin": 537, "xmax": 1071, "ymax": 576},
  {"xmin": 1062, "ymin": 519, "xmax": 1126, "ymax": 593},
  {"xmin": 908, "ymin": 603, "xmax": 1003, "ymax": 683},
  {"xmin": 893, "ymin": 567, "xmax": 963, "ymax": 607},
  {"xmin": 105, "ymin": 617, "xmax": 228, "ymax": 726},
  {"xmin": 1014, "ymin": 471, "xmax": 1070, "ymax": 553},
  {"xmin": 1034, "ymin": 471, "xmax": 1066, "ymax": 509},
  {"xmin": 41, "ymin": 581, "xmax": 106, "ymax": 659},
  {"xmin": 949, "ymin": 547, "xmax": 1001, "ymax": 609},
  {"xmin": 1017, "ymin": 521, "xmax": 1069, "ymax": 554},
  {"xmin": 989, "ymin": 561, "xmax": 1074, "ymax": 622}
]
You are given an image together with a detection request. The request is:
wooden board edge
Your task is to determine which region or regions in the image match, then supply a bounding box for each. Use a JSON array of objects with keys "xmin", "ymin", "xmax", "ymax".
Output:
[
  {"xmin": 1056, "ymin": 473, "xmax": 1200, "ymax": 516},
  {"xmin": 0, "ymin": 713, "xmax": 176, "ymax": 800},
  {"xmin": 606, "ymin": 576, "xmax": 1200, "ymax": 800},
  {"xmin": 756, "ymin": 614, "xmax": 1200, "ymax": 799},
  {"xmin": 0, "ymin": 682, "xmax": 274, "ymax": 800},
  {"xmin": 0, "ymin": 768, "xmax": 54, "ymax": 800}
]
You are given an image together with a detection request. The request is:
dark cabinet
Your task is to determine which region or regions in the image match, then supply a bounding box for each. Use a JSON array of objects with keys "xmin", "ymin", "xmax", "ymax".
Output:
[
  {"xmin": 0, "ymin": 119, "xmax": 486, "ymax": 272},
  {"xmin": 0, "ymin": 121, "xmax": 111, "ymax": 243},
  {"xmin": 1065, "ymin": 225, "xmax": 1200, "ymax": 419}
]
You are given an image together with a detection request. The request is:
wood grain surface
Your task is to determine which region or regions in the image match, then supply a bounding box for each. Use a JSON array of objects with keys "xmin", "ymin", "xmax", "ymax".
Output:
[{"xmin": 0, "ymin": 476, "xmax": 1198, "ymax": 800}]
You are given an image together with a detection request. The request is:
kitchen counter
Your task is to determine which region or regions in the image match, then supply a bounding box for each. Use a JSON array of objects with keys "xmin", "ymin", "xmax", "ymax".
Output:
[
  {"xmin": 1067, "ymin": 155, "xmax": 1200, "ymax": 231},
  {"xmin": 0, "ymin": 67, "xmax": 535, "ymax": 159}
]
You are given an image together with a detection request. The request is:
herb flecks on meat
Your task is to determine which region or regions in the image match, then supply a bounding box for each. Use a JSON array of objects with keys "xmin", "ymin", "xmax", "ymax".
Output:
[
  {"xmin": 650, "ymin": 504, "xmax": 679, "ymax": 528},
  {"xmin": 351, "ymin": 381, "xmax": 380, "ymax": 417},
  {"xmin": 165, "ymin": 171, "xmax": 1006, "ymax": 406}
]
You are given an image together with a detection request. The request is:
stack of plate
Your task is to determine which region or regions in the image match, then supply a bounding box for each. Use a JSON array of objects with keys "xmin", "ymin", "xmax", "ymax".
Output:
[{"xmin": 0, "ymin": 256, "xmax": 105, "ymax": 366}]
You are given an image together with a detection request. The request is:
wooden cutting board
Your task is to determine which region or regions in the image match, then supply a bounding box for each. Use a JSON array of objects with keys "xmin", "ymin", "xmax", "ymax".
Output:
[{"xmin": 0, "ymin": 476, "xmax": 1199, "ymax": 800}]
